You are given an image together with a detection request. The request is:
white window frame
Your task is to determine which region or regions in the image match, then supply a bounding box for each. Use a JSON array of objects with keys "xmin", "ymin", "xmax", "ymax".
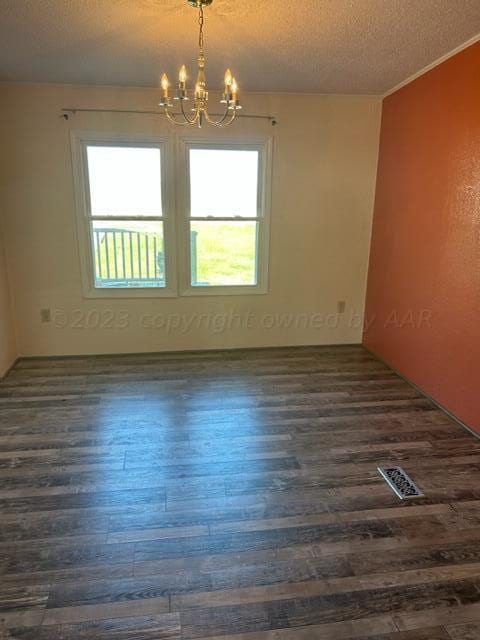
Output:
[
  {"xmin": 70, "ymin": 131, "xmax": 177, "ymax": 298},
  {"xmin": 71, "ymin": 131, "xmax": 272, "ymax": 298},
  {"xmin": 177, "ymin": 136, "xmax": 272, "ymax": 296}
]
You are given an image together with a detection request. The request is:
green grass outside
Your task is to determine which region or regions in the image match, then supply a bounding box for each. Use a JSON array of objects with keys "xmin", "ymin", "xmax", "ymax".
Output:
[{"xmin": 192, "ymin": 222, "xmax": 256, "ymax": 286}]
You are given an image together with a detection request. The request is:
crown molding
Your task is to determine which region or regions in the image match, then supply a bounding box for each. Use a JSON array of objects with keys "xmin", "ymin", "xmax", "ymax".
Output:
[{"xmin": 383, "ymin": 32, "xmax": 480, "ymax": 98}]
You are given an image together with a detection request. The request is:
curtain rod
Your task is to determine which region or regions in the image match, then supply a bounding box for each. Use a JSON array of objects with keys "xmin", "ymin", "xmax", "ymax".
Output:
[{"xmin": 61, "ymin": 108, "xmax": 277, "ymax": 126}]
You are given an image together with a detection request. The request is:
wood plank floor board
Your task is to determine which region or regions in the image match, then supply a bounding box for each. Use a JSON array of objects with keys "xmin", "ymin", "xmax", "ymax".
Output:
[
  {"xmin": 178, "ymin": 579, "xmax": 480, "ymax": 638},
  {"xmin": 186, "ymin": 624, "xmax": 448, "ymax": 640},
  {"xmin": 0, "ymin": 585, "xmax": 49, "ymax": 615},
  {"xmin": 43, "ymin": 554, "xmax": 352, "ymax": 611},
  {"xmin": 0, "ymin": 487, "xmax": 167, "ymax": 516},
  {"xmin": 0, "ymin": 613, "xmax": 182, "ymax": 639},
  {"xmin": 393, "ymin": 600, "xmax": 480, "ymax": 631},
  {"xmin": 133, "ymin": 520, "xmax": 394, "ymax": 563},
  {"xmin": 1, "ymin": 346, "xmax": 480, "ymax": 638},
  {"xmin": 446, "ymin": 622, "xmax": 480, "ymax": 638},
  {"xmin": 0, "ymin": 541, "xmax": 136, "ymax": 575}
]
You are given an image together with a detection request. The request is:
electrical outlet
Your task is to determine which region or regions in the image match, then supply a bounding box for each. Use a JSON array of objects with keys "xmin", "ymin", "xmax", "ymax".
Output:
[
  {"xmin": 40, "ymin": 309, "xmax": 51, "ymax": 323},
  {"xmin": 337, "ymin": 300, "xmax": 346, "ymax": 314}
]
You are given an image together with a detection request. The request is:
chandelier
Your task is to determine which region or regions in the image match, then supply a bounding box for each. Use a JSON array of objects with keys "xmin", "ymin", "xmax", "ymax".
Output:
[{"xmin": 159, "ymin": 0, "xmax": 241, "ymax": 128}]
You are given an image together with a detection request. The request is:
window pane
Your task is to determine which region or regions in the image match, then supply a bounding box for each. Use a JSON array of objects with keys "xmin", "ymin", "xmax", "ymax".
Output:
[
  {"xmin": 190, "ymin": 149, "xmax": 258, "ymax": 218},
  {"xmin": 191, "ymin": 221, "xmax": 257, "ymax": 286},
  {"xmin": 87, "ymin": 146, "xmax": 162, "ymax": 216},
  {"xmin": 92, "ymin": 221, "xmax": 165, "ymax": 288}
]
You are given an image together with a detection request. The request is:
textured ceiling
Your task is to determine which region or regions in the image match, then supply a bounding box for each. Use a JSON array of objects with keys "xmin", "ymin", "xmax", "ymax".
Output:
[{"xmin": 0, "ymin": 0, "xmax": 479, "ymax": 94}]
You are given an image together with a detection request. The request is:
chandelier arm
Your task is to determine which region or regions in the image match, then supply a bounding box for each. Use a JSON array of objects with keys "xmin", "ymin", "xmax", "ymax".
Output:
[
  {"xmin": 204, "ymin": 107, "xmax": 237, "ymax": 128},
  {"xmin": 204, "ymin": 102, "xmax": 232, "ymax": 125},
  {"xmin": 164, "ymin": 107, "xmax": 194, "ymax": 126},
  {"xmin": 216, "ymin": 110, "xmax": 237, "ymax": 128},
  {"xmin": 180, "ymin": 99, "xmax": 200, "ymax": 125}
]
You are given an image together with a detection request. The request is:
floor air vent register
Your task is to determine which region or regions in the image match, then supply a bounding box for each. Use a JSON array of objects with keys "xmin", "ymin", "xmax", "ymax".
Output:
[{"xmin": 378, "ymin": 466, "xmax": 424, "ymax": 500}]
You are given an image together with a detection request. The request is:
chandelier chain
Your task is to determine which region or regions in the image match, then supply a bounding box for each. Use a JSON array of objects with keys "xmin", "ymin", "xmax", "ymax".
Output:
[{"xmin": 198, "ymin": 4, "xmax": 205, "ymax": 52}]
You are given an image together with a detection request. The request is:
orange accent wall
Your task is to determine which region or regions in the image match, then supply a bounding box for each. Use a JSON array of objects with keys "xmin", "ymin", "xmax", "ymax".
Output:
[{"xmin": 364, "ymin": 42, "xmax": 480, "ymax": 432}]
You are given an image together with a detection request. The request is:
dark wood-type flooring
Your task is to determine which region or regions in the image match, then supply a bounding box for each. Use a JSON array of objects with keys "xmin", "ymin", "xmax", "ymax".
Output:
[{"xmin": 1, "ymin": 345, "xmax": 480, "ymax": 639}]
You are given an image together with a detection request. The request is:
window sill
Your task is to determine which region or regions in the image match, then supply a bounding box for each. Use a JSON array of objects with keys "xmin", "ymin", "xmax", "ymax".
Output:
[
  {"xmin": 82, "ymin": 286, "xmax": 179, "ymax": 299},
  {"xmin": 180, "ymin": 285, "xmax": 268, "ymax": 297},
  {"xmin": 82, "ymin": 285, "xmax": 269, "ymax": 299}
]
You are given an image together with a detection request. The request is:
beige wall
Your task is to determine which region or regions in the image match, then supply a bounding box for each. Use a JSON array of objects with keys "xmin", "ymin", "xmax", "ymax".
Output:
[
  {"xmin": 0, "ymin": 212, "xmax": 16, "ymax": 375},
  {"xmin": 0, "ymin": 83, "xmax": 381, "ymax": 357}
]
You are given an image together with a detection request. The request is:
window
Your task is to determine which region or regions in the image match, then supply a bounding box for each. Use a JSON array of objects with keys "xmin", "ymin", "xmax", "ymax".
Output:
[
  {"xmin": 71, "ymin": 133, "xmax": 271, "ymax": 297},
  {"xmin": 180, "ymin": 140, "xmax": 271, "ymax": 295},
  {"xmin": 88, "ymin": 145, "xmax": 167, "ymax": 289}
]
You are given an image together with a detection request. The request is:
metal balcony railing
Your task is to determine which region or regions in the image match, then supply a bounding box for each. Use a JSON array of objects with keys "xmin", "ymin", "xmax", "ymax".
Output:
[
  {"xmin": 93, "ymin": 228, "xmax": 200, "ymax": 287},
  {"xmin": 93, "ymin": 228, "xmax": 165, "ymax": 288}
]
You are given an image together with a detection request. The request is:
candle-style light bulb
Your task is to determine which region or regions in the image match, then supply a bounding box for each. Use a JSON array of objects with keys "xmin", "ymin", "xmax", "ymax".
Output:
[
  {"xmin": 159, "ymin": 73, "xmax": 171, "ymax": 106},
  {"xmin": 179, "ymin": 65, "xmax": 187, "ymax": 85},
  {"xmin": 161, "ymin": 73, "xmax": 170, "ymax": 95},
  {"xmin": 220, "ymin": 68, "xmax": 234, "ymax": 104},
  {"xmin": 229, "ymin": 76, "xmax": 241, "ymax": 110}
]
